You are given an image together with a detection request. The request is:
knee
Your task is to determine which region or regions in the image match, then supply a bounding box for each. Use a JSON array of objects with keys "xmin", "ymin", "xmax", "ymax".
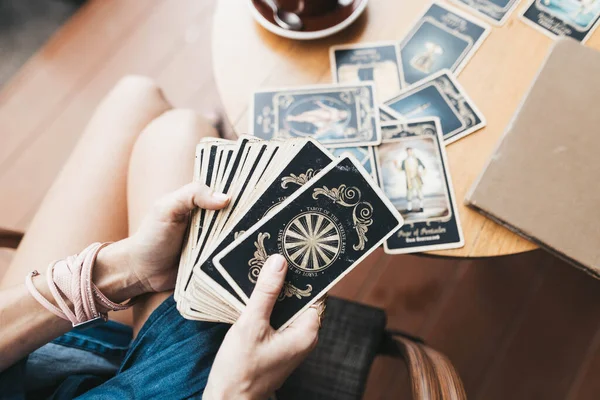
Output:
[
  {"xmin": 103, "ymin": 75, "xmax": 170, "ymax": 112},
  {"xmin": 141, "ymin": 109, "xmax": 218, "ymax": 144},
  {"xmin": 112, "ymin": 75, "xmax": 163, "ymax": 97}
]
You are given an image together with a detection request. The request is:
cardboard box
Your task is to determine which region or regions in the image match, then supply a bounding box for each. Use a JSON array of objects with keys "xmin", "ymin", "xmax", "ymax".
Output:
[{"xmin": 466, "ymin": 38, "xmax": 600, "ymax": 278}]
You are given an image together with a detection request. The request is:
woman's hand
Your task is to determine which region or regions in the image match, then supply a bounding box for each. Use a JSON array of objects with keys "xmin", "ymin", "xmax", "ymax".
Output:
[
  {"xmin": 104, "ymin": 182, "xmax": 230, "ymax": 295},
  {"xmin": 203, "ymin": 255, "xmax": 320, "ymax": 400}
]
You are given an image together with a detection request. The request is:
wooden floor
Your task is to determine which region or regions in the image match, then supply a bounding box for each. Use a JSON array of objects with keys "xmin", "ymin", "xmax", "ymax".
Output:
[{"xmin": 1, "ymin": 1, "xmax": 599, "ymax": 398}]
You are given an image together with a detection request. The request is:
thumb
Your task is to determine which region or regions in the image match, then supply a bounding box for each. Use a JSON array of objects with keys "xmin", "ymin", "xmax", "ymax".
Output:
[
  {"xmin": 244, "ymin": 254, "xmax": 287, "ymax": 321},
  {"xmin": 154, "ymin": 182, "xmax": 230, "ymax": 223}
]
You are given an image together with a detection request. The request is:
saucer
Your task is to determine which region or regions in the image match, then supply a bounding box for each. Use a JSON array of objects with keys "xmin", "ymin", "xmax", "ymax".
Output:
[{"xmin": 248, "ymin": 0, "xmax": 368, "ymax": 40}]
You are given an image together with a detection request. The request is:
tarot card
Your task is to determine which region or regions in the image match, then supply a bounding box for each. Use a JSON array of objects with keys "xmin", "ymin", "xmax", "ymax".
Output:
[
  {"xmin": 450, "ymin": 0, "xmax": 521, "ymax": 25},
  {"xmin": 330, "ymin": 42, "xmax": 403, "ymax": 102},
  {"xmin": 384, "ymin": 70, "xmax": 486, "ymax": 144},
  {"xmin": 399, "ymin": 2, "xmax": 490, "ymax": 85},
  {"xmin": 197, "ymin": 139, "xmax": 335, "ymax": 308},
  {"xmin": 379, "ymin": 107, "xmax": 406, "ymax": 140},
  {"xmin": 329, "ymin": 146, "xmax": 378, "ymax": 183},
  {"xmin": 520, "ymin": 0, "xmax": 600, "ymax": 42},
  {"xmin": 184, "ymin": 140, "xmax": 284, "ymax": 319},
  {"xmin": 376, "ymin": 118, "xmax": 464, "ymax": 254},
  {"xmin": 176, "ymin": 141, "xmax": 225, "ymax": 302},
  {"xmin": 379, "ymin": 106, "xmax": 403, "ymax": 123},
  {"xmin": 182, "ymin": 138, "xmax": 256, "ymax": 293},
  {"xmin": 214, "ymin": 157, "xmax": 403, "ymax": 330},
  {"xmin": 250, "ymin": 83, "xmax": 381, "ymax": 148}
]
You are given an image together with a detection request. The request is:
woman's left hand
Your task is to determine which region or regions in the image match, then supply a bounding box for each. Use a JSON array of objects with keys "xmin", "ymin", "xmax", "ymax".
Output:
[{"xmin": 115, "ymin": 182, "xmax": 230, "ymax": 293}]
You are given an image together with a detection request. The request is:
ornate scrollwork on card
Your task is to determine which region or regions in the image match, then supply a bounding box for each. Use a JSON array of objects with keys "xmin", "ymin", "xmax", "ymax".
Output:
[
  {"xmin": 459, "ymin": 0, "xmax": 507, "ymax": 19},
  {"xmin": 248, "ymin": 232, "xmax": 270, "ymax": 284},
  {"xmin": 435, "ymin": 77, "xmax": 477, "ymax": 126},
  {"xmin": 281, "ymin": 168, "xmax": 318, "ymax": 188},
  {"xmin": 277, "ymin": 94, "xmax": 295, "ymax": 109},
  {"xmin": 278, "ymin": 282, "xmax": 313, "ymax": 301},
  {"xmin": 406, "ymin": 122, "xmax": 437, "ymax": 137},
  {"xmin": 352, "ymin": 202, "xmax": 373, "ymax": 251},
  {"xmin": 257, "ymin": 106, "xmax": 274, "ymax": 135},
  {"xmin": 356, "ymin": 87, "xmax": 376, "ymax": 141},
  {"xmin": 312, "ymin": 184, "xmax": 373, "ymax": 251},
  {"xmin": 382, "ymin": 122, "xmax": 437, "ymax": 141},
  {"xmin": 339, "ymin": 91, "xmax": 352, "ymax": 104},
  {"xmin": 312, "ymin": 184, "xmax": 361, "ymax": 207}
]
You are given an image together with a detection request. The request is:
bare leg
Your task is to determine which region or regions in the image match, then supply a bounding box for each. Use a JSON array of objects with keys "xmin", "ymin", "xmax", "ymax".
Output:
[
  {"xmin": 126, "ymin": 109, "xmax": 218, "ymax": 335},
  {"xmin": 1, "ymin": 76, "xmax": 171, "ymax": 325}
]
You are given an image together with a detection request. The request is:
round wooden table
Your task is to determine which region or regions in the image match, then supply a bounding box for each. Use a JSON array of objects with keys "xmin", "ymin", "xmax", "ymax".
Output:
[{"xmin": 212, "ymin": 0, "xmax": 600, "ymax": 258}]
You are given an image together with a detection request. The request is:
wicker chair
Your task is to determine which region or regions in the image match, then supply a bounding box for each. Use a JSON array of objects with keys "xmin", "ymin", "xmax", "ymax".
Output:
[{"xmin": 0, "ymin": 229, "xmax": 465, "ymax": 399}]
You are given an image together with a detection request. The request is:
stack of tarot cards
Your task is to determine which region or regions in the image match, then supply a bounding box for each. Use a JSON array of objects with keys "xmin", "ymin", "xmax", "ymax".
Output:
[{"xmin": 175, "ymin": 136, "xmax": 403, "ymax": 329}]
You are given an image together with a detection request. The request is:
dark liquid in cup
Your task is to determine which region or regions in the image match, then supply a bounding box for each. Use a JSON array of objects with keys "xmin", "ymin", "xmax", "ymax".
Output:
[{"xmin": 277, "ymin": 0, "xmax": 339, "ymax": 17}]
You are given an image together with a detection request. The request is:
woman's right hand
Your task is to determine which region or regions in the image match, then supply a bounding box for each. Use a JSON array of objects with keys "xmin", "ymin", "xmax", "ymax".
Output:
[{"xmin": 203, "ymin": 254, "xmax": 320, "ymax": 400}]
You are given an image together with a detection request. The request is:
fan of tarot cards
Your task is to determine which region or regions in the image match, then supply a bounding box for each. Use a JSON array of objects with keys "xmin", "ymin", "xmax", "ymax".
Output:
[{"xmin": 175, "ymin": 136, "xmax": 403, "ymax": 329}]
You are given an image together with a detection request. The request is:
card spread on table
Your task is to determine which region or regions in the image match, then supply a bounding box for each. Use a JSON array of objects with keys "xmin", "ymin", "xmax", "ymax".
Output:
[
  {"xmin": 376, "ymin": 119, "xmax": 464, "ymax": 253},
  {"xmin": 398, "ymin": 1, "xmax": 490, "ymax": 86},
  {"xmin": 520, "ymin": 0, "xmax": 600, "ymax": 42},
  {"xmin": 329, "ymin": 146, "xmax": 378, "ymax": 183},
  {"xmin": 175, "ymin": 137, "xmax": 403, "ymax": 329},
  {"xmin": 250, "ymin": 83, "xmax": 381, "ymax": 148},
  {"xmin": 379, "ymin": 106, "xmax": 402, "ymax": 123},
  {"xmin": 330, "ymin": 42, "xmax": 403, "ymax": 102},
  {"xmin": 450, "ymin": 0, "xmax": 521, "ymax": 25},
  {"xmin": 213, "ymin": 156, "xmax": 403, "ymax": 330},
  {"xmin": 382, "ymin": 69, "xmax": 486, "ymax": 144}
]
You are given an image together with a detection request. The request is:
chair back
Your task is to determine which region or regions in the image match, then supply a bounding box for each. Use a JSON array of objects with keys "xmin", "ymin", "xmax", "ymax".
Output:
[{"xmin": 278, "ymin": 297, "xmax": 466, "ymax": 400}]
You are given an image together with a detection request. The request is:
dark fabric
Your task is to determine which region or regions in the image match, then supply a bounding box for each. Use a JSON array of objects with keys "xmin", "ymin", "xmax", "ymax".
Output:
[
  {"xmin": 277, "ymin": 297, "xmax": 386, "ymax": 400},
  {"xmin": 77, "ymin": 296, "xmax": 229, "ymax": 399},
  {"xmin": 1, "ymin": 295, "xmax": 385, "ymax": 400},
  {"xmin": 0, "ymin": 296, "xmax": 228, "ymax": 400},
  {"xmin": 0, "ymin": 321, "xmax": 129, "ymax": 400}
]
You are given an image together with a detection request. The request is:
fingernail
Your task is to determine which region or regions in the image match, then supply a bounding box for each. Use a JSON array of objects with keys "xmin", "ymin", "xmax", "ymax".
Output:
[
  {"xmin": 212, "ymin": 192, "xmax": 229, "ymax": 202},
  {"xmin": 269, "ymin": 254, "xmax": 286, "ymax": 272}
]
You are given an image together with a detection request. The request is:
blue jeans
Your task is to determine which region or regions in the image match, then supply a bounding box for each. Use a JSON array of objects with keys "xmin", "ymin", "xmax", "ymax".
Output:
[{"xmin": 0, "ymin": 296, "xmax": 229, "ymax": 399}]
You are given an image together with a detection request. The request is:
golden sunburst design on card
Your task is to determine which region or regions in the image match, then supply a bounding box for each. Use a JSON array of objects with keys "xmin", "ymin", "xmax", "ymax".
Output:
[
  {"xmin": 282, "ymin": 212, "xmax": 342, "ymax": 272},
  {"xmin": 247, "ymin": 231, "xmax": 314, "ymax": 300}
]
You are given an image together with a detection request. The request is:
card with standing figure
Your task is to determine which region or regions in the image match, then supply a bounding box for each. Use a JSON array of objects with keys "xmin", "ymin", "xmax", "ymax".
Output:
[
  {"xmin": 250, "ymin": 83, "xmax": 381, "ymax": 148},
  {"xmin": 383, "ymin": 69, "xmax": 486, "ymax": 144},
  {"xmin": 376, "ymin": 119, "xmax": 464, "ymax": 254},
  {"xmin": 213, "ymin": 156, "xmax": 403, "ymax": 330},
  {"xmin": 399, "ymin": 2, "xmax": 490, "ymax": 86},
  {"xmin": 330, "ymin": 42, "xmax": 403, "ymax": 102},
  {"xmin": 520, "ymin": 0, "xmax": 600, "ymax": 42}
]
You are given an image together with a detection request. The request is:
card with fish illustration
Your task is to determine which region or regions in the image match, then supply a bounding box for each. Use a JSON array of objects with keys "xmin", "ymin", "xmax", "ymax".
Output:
[
  {"xmin": 330, "ymin": 42, "xmax": 403, "ymax": 102},
  {"xmin": 250, "ymin": 83, "xmax": 381, "ymax": 148},
  {"xmin": 450, "ymin": 0, "xmax": 521, "ymax": 25},
  {"xmin": 376, "ymin": 118, "xmax": 464, "ymax": 253},
  {"xmin": 213, "ymin": 157, "xmax": 403, "ymax": 330},
  {"xmin": 383, "ymin": 70, "xmax": 486, "ymax": 144},
  {"xmin": 399, "ymin": 2, "xmax": 490, "ymax": 85},
  {"xmin": 520, "ymin": 0, "xmax": 600, "ymax": 42}
]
